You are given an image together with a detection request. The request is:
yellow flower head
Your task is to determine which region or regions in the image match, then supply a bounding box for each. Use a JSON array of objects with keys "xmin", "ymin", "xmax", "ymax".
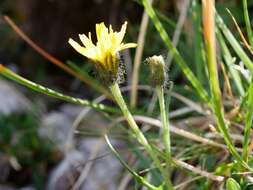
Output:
[{"xmin": 68, "ymin": 21, "xmax": 137, "ymax": 84}]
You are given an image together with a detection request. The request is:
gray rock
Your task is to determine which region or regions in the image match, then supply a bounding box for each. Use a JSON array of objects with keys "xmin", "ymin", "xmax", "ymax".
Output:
[
  {"xmin": 0, "ymin": 79, "xmax": 31, "ymax": 115},
  {"xmin": 40, "ymin": 112, "xmax": 73, "ymax": 151},
  {"xmin": 47, "ymin": 150, "xmax": 84, "ymax": 190}
]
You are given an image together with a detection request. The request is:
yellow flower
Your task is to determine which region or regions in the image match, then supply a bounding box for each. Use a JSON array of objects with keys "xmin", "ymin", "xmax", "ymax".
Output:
[{"xmin": 68, "ymin": 22, "xmax": 137, "ymax": 84}]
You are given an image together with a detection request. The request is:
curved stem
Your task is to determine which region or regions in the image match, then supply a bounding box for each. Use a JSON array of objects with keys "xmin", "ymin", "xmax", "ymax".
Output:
[{"xmin": 110, "ymin": 83, "xmax": 173, "ymax": 189}]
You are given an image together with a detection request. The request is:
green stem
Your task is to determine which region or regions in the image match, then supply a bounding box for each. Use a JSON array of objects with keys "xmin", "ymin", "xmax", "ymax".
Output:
[
  {"xmin": 242, "ymin": 80, "xmax": 253, "ymax": 162},
  {"xmin": 109, "ymin": 83, "xmax": 173, "ymax": 189},
  {"xmin": 156, "ymin": 86, "xmax": 171, "ymax": 158},
  {"xmin": 243, "ymin": 0, "xmax": 253, "ymax": 47}
]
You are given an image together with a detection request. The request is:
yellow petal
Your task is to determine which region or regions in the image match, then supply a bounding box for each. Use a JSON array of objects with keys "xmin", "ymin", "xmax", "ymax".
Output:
[
  {"xmin": 79, "ymin": 34, "xmax": 94, "ymax": 48},
  {"xmin": 68, "ymin": 38, "xmax": 97, "ymax": 60},
  {"xmin": 116, "ymin": 21, "xmax": 127, "ymax": 46},
  {"xmin": 68, "ymin": 38, "xmax": 86, "ymax": 55},
  {"xmin": 116, "ymin": 43, "xmax": 137, "ymax": 52}
]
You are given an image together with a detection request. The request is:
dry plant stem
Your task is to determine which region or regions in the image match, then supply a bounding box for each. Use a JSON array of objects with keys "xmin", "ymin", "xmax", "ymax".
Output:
[
  {"xmin": 109, "ymin": 83, "xmax": 173, "ymax": 189},
  {"xmin": 203, "ymin": 0, "xmax": 249, "ymax": 170},
  {"xmin": 130, "ymin": 0, "xmax": 153, "ymax": 108},
  {"xmin": 227, "ymin": 10, "xmax": 253, "ymax": 56},
  {"xmin": 3, "ymin": 16, "xmax": 112, "ymax": 99},
  {"xmin": 167, "ymin": 0, "xmax": 190, "ymax": 67},
  {"xmin": 172, "ymin": 159, "xmax": 224, "ymax": 182}
]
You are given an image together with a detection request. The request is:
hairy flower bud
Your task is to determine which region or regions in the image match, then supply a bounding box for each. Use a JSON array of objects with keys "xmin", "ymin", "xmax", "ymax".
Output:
[{"xmin": 146, "ymin": 55, "xmax": 167, "ymax": 87}]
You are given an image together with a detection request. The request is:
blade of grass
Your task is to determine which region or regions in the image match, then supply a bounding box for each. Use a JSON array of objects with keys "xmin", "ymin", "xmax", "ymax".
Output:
[
  {"xmin": 243, "ymin": 0, "xmax": 253, "ymax": 47},
  {"xmin": 216, "ymin": 13, "xmax": 253, "ymax": 74},
  {"xmin": 3, "ymin": 15, "xmax": 112, "ymax": 99},
  {"xmin": 104, "ymin": 135, "xmax": 161, "ymax": 190},
  {"xmin": 242, "ymin": 80, "xmax": 253, "ymax": 163},
  {"xmin": 217, "ymin": 31, "xmax": 245, "ymax": 96},
  {"xmin": 141, "ymin": 0, "xmax": 210, "ymax": 105},
  {"xmin": 0, "ymin": 64, "xmax": 117, "ymax": 113},
  {"xmin": 192, "ymin": 0, "xmax": 206, "ymax": 83}
]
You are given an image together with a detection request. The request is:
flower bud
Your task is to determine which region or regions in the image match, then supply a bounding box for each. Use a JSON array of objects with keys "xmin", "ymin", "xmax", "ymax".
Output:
[{"xmin": 146, "ymin": 55, "xmax": 167, "ymax": 87}]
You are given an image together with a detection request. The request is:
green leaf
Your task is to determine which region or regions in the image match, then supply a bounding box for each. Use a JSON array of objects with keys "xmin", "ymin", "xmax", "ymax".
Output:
[
  {"xmin": 0, "ymin": 65, "xmax": 117, "ymax": 113},
  {"xmin": 226, "ymin": 178, "xmax": 241, "ymax": 190}
]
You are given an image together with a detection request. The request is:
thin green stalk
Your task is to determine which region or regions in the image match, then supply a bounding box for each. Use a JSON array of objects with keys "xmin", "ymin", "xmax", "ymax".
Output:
[
  {"xmin": 192, "ymin": 0, "xmax": 206, "ymax": 83},
  {"xmin": 203, "ymin": 0, "xmax": 250, "ymax": 171},
  {"xmin": 243, "ymin": 0, "xmax": 253, "ymax": 47},
  {"xmin": 242, "ymin": 80, "xmax": 253, "ymax": 163},
  {"xmin": 156, "ymin": 86, "xmax": 172, "ymax": 188},
  {"xmin": 104, "ymin": 135, "xmax": 160, "ymax": 190},
  {"xmin": 156, "ymin": 86, "xmax": 171, "ymax": 157},
  {"xmin": 109, "ymin": 83, "xmax": 173, "ymax": 189},
  {"xmin": 0, "ymin": 65, "xmax": 117, "ymax": 113},
  {"xmin": 141, "ymin": 0, "xmax": 210, "ymax": 105}
]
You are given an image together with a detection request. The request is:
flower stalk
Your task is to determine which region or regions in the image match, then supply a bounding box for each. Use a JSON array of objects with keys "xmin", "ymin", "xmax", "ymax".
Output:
[
  {"xmin": 156, "ymin": 86, "xmax": 171, "ymax": 158},
  {"xmin": 110, "ymin": 82, "xmax": 173, "ymax": 189}
]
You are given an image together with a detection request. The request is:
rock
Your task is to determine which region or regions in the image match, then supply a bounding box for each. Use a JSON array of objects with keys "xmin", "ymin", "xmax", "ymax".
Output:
[
  {"xmin": 40, "ymin": 112, "xmax": 73, "ymax": 152},
  {"xmin": 77, "ymin": 138, "xmax": 123, "ymax": 190},
  {"xmin": 46, "ymin": 150, "xmax": 84, "ymax": 190},
  {"xmin": 0, "ymin": 79, "xmax": 31, "ymax": 115}
]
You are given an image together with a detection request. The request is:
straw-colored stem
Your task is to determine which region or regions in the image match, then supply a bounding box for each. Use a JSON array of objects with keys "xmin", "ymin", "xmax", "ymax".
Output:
[{"xmin": 130, "ymin": 0, "xmax": 153, "ymax": 108}]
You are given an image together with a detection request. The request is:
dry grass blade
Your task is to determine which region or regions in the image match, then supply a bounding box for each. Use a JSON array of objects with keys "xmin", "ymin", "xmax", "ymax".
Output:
[
  {"xmin": 130, "ymin": 0, "xmax": 153, "ymax": 108},
  {"xmin": 226, "ymin": 9, "xmax": 253, "ymax": 56},
  {"xmin": 172, "ymin": 159, "xmax": 224, "ymax": 182},
  {"xmin": 3, "ymin": 15, "xmax": 112, "ymax": 99}
]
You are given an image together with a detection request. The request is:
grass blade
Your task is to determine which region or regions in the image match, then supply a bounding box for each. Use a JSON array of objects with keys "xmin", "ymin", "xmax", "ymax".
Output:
[
  {"xmin": 242, "ymin": 80, "xmax": 253, "ymax": 162},
  {"xmin": 192, "ymin": 0, "xmax": 206, "ymax": 83},
  {"xmin": 243, "ymin": 0, "xmax": 253, "ymax": 47},
  {"xmin": 0, "ymin": 64, "xmax": 117, "ymax": 113}
]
